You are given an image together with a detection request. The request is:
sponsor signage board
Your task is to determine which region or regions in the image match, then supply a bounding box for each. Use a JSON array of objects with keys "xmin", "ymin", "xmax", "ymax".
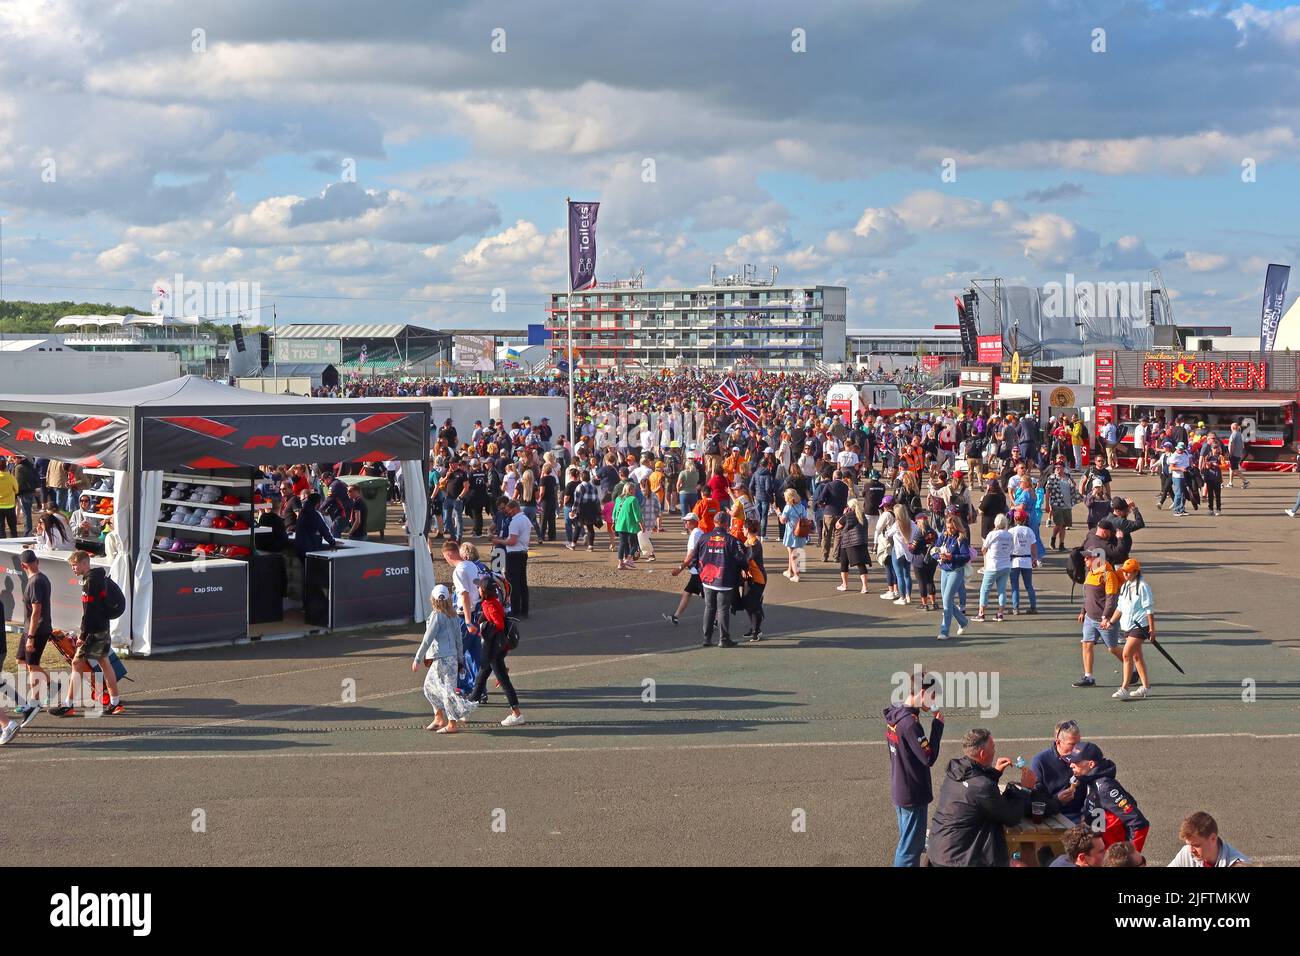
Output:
[{"xmin": 273, "ymin": 338, "xmax": 342, "ymax": 364}]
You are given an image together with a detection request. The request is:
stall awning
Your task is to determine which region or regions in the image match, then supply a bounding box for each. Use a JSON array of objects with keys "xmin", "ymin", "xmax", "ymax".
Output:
[
  {"xmin": 927, "ymin": 386, "xmax": 981, "ymax": 398},
  {"xmin": 996, "ymin": 382, "xmax": 1033, "ymax": 400},
  {"xmin": 1112, "ymin": 391, "xmax": 1297, "ymax": 408},
  {"xmin": 0, "ymin": 375, "xmax": 430, "ymax": 471}
]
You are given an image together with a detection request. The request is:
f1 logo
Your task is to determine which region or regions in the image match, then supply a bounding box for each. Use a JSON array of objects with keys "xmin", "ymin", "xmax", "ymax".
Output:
[
  {"xmin": 244, "ymin": 435, "xmax": 279, "ymax": 450},
  {"xmin": 361, "ymin": 568, "xmax": 383, "ymax": 579}
]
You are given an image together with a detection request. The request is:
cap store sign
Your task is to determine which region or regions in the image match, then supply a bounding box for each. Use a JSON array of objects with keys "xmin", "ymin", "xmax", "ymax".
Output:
[{"xmin": 1141, "ymin": 358, "xmax": 1267, "ymax": 391}]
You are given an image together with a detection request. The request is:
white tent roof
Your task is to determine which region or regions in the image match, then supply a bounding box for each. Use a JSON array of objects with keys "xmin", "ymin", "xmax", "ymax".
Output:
[{"xmin": 56, "ymin": 313, "xmax": 200, "ymax": 328}]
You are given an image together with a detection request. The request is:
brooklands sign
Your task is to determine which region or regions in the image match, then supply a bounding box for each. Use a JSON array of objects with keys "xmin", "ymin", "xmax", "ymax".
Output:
[{"xmin": 1141, "ymin": 358, "xmax": 1268, "ymax": 391}]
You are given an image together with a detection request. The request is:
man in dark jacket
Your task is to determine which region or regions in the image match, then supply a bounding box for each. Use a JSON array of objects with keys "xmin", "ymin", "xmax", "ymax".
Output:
[
  {"xmin": 1018, "ymin": 414, "xmax": 1040, "ymax": 465},
  {"xmin": 814, "ymin": 470, "xmax": 850, "ymax": 562},
  {"xmin": 14, "ymin": 456, "xmax": 38, "ymax": 536},
  {"xmin": 1030, "ymin": 719, "xmax": 1086, "ymax": 823},
  {"xmin": 884, "ymin": 677, "xmax": 945, "ymax": 866},
  {"xmin": 1101, "ymin": 499, "xmax": 1145, "ymax": 549},
  {"xmin": 927, "ymin": 728, "xmax": 1036, "ymax": 867},
  {"xmin": 697, "ymin": 526, "xmax": 747, "ymax": 647},
  {"xmin": 1080, "ymin": 522, "xmax": 1127, "ymax": 567}
]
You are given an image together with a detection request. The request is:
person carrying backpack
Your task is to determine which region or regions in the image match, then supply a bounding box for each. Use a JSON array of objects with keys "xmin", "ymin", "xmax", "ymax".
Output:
[
  {"xmin": 467, "ymin": 577, "xmax": 525, "ymax": 727},
  {"xmin": 51, "ymin": 550, "xmax": 125, "ymax": 716}
]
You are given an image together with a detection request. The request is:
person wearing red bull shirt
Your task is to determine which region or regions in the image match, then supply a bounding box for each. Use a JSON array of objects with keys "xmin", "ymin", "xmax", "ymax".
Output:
[
  {"xmin": 697, "ymin": 522, "xmax": 748, "ymax": 647},
  {"xmin": 883, "ymin": 678, "xmax": 945, "ymax": 866},
  {"xmin": 1066, "ymin": 741, "xmax": 1150, "ymax": 851}
]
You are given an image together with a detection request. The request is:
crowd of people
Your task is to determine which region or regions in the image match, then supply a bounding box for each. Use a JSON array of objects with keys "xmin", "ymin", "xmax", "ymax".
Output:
[{"xmin": 0, "ymin": 368, "xmax": 1267, "ymax": 867}]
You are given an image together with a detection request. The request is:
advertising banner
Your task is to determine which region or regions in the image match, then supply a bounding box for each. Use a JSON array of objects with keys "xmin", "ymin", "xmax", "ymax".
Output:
[
  {"xmin": 1259, "ymin": 263, "xmax": 1291, "ymax": 351},
  {"xmin": 568, "ymin": 201, "xmax": 600, "ymax": 291},
  {"xmin": 141, "ymin": 410, "xmax": 426, "ymax": 470},
  {"xmin": 323, "ymin": 549, "xmax": 415, "ymax": 629},
  {"xmin": 977, "ymin": 334, "xmax": 1003, "ymax": 365},
  {"xmin": 452, "ymin": 334, "xmax": 496, "ymax": 372},
  {"xmin": 0, "ymin": 410, "xmax": 129, "ymax": 469},
  {"xmin": 273, "ymin": 338, "xmax": 342, "ymax": 364},
  {"xmin": 151, "ymin": 564, "xmax": 248, "ymax": 648}
]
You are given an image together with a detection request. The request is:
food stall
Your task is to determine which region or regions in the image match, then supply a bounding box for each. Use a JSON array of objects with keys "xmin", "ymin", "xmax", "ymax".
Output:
[
  {"xmin": 0, "ymin": 376, "xmax": 433, "ymax": 654},
  {"xmin": 1096, "ymin": 350, "xmax": 1299, "ymax": 468}
]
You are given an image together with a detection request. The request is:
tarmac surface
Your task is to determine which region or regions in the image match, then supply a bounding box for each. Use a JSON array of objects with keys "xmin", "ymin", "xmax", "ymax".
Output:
[{"xmin": 1, "ymin": 472, "xmax": 1298, "ymax": 866}]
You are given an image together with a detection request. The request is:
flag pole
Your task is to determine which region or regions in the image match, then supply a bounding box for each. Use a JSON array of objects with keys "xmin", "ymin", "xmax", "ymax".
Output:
[{"xmin": 566, "ymin": 196, "xmax": 575, "ymax": 452}]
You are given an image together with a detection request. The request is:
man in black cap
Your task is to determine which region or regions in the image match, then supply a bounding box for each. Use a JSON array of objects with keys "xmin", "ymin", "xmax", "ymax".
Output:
[
  {"xmin": 438, "ymin": 418, "xmax": 458, "ymax": 450},
  {"xmin": 1067, "ymin": 741, "xmax": 1150, "ymax": 853}
]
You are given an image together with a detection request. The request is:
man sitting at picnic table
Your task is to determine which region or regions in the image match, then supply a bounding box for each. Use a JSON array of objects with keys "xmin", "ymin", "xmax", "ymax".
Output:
[
  {"xmin": 1049, "ymin": 824, "xmax": 1105, "ymax": 867},
  {"xmin": 927, "ymin": 728, "xmax": 1038, "ymax": 867}
]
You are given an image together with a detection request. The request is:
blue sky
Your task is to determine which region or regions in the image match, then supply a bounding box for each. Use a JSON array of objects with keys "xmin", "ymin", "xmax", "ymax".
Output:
[{"xmin": 2, "ymin": 0, "xmax": 1299, "ymax": 332}]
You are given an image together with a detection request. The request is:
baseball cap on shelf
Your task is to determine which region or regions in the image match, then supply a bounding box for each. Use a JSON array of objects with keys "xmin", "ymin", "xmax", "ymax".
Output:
[{"xmin": 1066, "ymin": 742, "xmax": 1104, "ymax": 766}]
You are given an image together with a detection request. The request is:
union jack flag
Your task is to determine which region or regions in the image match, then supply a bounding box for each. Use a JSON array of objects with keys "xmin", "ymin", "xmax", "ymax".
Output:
[{"xmin": 710, "ymin": 377, "xmax": 761, "ymax": 426}]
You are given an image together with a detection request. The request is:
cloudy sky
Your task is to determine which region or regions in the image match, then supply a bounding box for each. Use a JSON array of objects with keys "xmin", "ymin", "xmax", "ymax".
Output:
[{"xmin": 2, "ymin": 0, "xmax": 1298, "ymax": 332}]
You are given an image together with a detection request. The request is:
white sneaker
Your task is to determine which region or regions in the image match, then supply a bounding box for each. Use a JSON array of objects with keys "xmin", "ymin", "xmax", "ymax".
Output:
[
  {"xmin": 893, "ymin": 597, "xmax": 907, "ymax": 605},
  {"xmin": 1286, "ymin": 509, "xmax": 1296, "ymax": 518},
  {"xmin": 1111, "ymin": 687, "xmax": 1131, "ymax": 700},
  {"xmin": 1129, "ymin": 686, "xmax": 1150, "ymax": 699},
  {"xmin": 0, "ymin": 721, "xmax": 18, "ymax": 745},
  {"xmin": 836, "ymin": 584, "xmax": 849, "ymax": 591},
  {"xmin": 879, "ymin": 591, "xmax": 896, "ymax": 600},
  {"xmin": 937, "ymin": 633, "xmax": 950, "ymax": 641},
  {"xmin": 956, "ymin": 624, "xmax": 965, "ymax": 636},
  {"xmin": 500, "ymin": 712, "xmax": 526, "ymax": 727},
  {"xmin": 905, "ymin": 596, "xmax": 912, "ymax": 604}
]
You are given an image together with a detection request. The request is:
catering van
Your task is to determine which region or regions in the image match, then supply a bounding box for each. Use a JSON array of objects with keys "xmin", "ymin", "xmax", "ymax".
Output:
[{"xmin": 826, "ymin": 382, "xmax": 905, "ymax": 424}]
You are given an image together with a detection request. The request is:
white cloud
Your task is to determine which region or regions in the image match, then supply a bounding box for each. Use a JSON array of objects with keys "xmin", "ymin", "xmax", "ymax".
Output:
[
  {"xmin": 95, "ymin": 242, "xmax": 140, "ymax": 271},
  {"xmin": 1182, "ymin": 251, "xmax": 1231, "ymax": 273},
  {"xmin": 935, "ymin": 127, "xmax": 1299, "ymax": 176},
  {"xmin": 1014, "ymin": 214, "xmax": 1100, "ymax": 266}
]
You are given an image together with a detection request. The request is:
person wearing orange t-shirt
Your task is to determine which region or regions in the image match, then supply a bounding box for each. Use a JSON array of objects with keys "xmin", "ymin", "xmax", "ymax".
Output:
[
  {"xmin": 902, "ymin": 437, "xmax": 926, "ymax": 476},
  {"xmin": 693, "ymin": 486, "xmax": 720, "ymax": 534}
]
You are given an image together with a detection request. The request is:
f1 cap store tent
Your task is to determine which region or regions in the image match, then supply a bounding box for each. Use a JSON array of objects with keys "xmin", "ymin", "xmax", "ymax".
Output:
[{"xmin": 0, "ymin": 376, "xmax": 432, "ymax": 654}]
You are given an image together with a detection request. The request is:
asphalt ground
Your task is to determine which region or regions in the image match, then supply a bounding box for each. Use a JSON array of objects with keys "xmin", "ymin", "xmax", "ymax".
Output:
[{"xmin": 1, "ymin": 472, "xmax": 1297, "ymax": 866}]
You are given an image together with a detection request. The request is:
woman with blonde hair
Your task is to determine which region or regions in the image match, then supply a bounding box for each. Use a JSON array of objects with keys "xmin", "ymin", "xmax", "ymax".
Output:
[
  {"xmin": 888, "ymin": 503, "xmax": 915, "ymax": 605},
  {"xmin": 898, "ymin": 470, "xmax": 923, "ymax": 519},
  {"xmin": 412, "ymin": 584, "xmax": 477, "ymax": 733},
  {"xmin": 778, "ymin": 487, "xmax": 810, "ymax": 583},
  {"xmin": 835, "ymin": 497, "xmax": 871, "ymax": 593}
]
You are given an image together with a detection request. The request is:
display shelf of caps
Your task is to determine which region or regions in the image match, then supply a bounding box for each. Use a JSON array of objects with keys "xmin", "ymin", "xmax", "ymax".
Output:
[
  {"xmin": 161, "ymin": 471, "xmax": 249, "ymax": 489},
  {"xmin": 83, "ymin": 474, "xmax": 116, "ymax": 494},
  {"xmin": 82, "ymin": 467, "xmax": 114, "ymax": 478},
  {"xmin": 158, "ymin": 497, "xmax": 249, "ymax": 512},
  {"xmin": 155, "ymin": 474, "xmax": 263, "ymax": 561},
  {"xmin": 155, "ymin": 521, "xmax": 267, "ymax": 537}
]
